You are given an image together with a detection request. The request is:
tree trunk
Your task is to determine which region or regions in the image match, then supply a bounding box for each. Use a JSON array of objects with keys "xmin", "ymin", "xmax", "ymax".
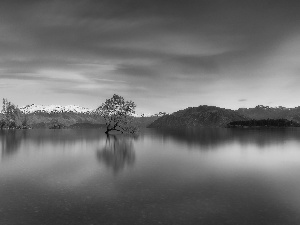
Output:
[
  {"xmin": 105, "ymin": 128, "xmax": 110, "ymax": 134},
  {"xmin": 105, "ymin": 125, "xmax": 112, "ymax": 134}
]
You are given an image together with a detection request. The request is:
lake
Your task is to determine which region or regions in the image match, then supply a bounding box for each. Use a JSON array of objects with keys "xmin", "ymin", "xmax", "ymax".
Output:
[{"xmin": 1, "ymin": 128, "xmax": 300, "ymax": 225}]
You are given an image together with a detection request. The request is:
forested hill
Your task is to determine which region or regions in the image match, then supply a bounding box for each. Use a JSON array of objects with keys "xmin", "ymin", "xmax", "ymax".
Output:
[
  {"xmin": 227, "ymin": 119, "xmax": 300, "ymax": 128},
  {"xmin": 148, "ymin": 105, "xmax": 248, "ymax": 128},
  {"xmin": 26, "ymin": 113, "xmax": 159, "ymax": 129},
  {"xmin": 26, "ymin": 112, "xmax": 103, "ymax": 128},
  {"xmin": 5, "ymin": 100, "xmax": 300, "ymax": 129},
  {"xmin": 237, "ymin": 105, "xmax": 300, "ymax": 123},
  {"xmin": 0, "ymin": 99, "xmax": 164, "ymax": 129}
]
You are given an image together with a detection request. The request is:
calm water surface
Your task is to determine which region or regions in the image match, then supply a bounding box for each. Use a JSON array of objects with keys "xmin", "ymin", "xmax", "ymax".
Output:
[{"xmin": 1, "ymin": 128, "xmax": 300, "ymax": 225}]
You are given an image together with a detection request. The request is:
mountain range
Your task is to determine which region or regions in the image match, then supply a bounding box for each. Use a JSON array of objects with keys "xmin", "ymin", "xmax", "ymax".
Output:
[
  {"xmin": 237, "ymin": 105, "xmax": 300, "ymax": 123},
  {"xmin": 148, "ymin": 105, "xmax": 300, "ymax": 129},
  {"xmin": 20, "ymin": 104, "xmax": 93, "ymax": 114},
  {"xmin": 5, "ymin": 103, "xmax": 300, "ymax": 129},
  {"xmin": 19, "ymin": 104, "xmax": 157, "ymax": 117},
  {"xmin": 10, "ymin": 104, "xmax": 161, "ymax": 129},
  {"xmin": 148, "ymin": 105, "xmax": 248, "ymax": 128}
]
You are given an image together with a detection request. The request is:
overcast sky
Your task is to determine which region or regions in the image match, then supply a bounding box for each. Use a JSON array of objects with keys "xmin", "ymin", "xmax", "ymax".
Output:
[{"xmin": 0, "ymin": 0, "xmax": 300, "ymax": 114}]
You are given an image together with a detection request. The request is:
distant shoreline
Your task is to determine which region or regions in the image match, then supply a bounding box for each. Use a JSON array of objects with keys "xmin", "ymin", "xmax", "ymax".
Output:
[{"xmin": 226, "ymin": 119, "xmax": 300, "ymax": 128}]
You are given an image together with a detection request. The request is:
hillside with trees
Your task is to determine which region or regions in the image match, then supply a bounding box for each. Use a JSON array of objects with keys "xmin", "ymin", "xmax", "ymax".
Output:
[
  {"xmin": 148, "ymin": 105, "xmax": 248, "ymax": 128},
  {"xmin": 0, "ymin": 99, "xmax": 25, "ymax": 129},
  {"xmin": 227, "ymin": 119, "xmax": 300, "ymax": 128},
  {"xmin": 237, "ymin": 105, "xmax": 300, "ymax": 123},
  {"xmin": 26, "ymin": 112, "xmax": 104, "ymax": 129},
  {"xmin": 5, "ymin": 98, "xmax": 300, "ymax": 130},
  {"xmin": 0, "ymin": 98, "xmax": 161, "ymax": 129}
]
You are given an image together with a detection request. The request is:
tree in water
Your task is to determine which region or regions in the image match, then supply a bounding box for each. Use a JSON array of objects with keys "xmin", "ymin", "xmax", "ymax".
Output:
[{"xmin": 96, "ymin": 94, "xmax": 137, "ymax": 134}]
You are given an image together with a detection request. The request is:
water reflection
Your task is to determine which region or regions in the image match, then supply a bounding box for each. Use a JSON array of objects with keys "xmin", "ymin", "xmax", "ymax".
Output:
[
  {"xmin": 96, "ymin": 134, "xmax": 136, "ymax": 174},
  {"xmin": 148, "ymin": 128, "xmax": 300, "ymax": 149},
  {"xmin": 0, "ymin": 130, "xmax": 25, "ymax": 160},
  {"xmin": 0, "ymin": 129, "xmax": 108, "ymax": 161},
  {"xmin": 2, "ymin": 128, "xmax": 300, "ymax": 162},
  {"xmin": 1, "ymin": 129, "xmax": 300, "ymax": 224}
]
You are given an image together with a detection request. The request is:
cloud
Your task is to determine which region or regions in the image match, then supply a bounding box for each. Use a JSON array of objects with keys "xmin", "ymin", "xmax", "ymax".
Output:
[
  {"xmin": 1, "ymin": 0, "xmax": 300, "ymax": 112},
  {"xmin": 239, "ymin": 99, "xmax": 247, "ymax": 102},
  {"xmin": 113, "ymin": 64, "xmax": 158, "ymax": 78}
]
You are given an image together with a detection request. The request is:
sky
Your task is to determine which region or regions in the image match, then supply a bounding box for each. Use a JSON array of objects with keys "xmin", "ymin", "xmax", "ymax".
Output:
[{"xmin": 0, "ymin": 0, "xmax": 300, "ymax": 114}]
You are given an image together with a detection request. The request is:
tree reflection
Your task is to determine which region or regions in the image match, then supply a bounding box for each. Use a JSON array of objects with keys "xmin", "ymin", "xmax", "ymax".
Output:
[
  {"xmin": 0, "ymin": 130, "xmax": 25, "ymax": 160},
  {"xmin": 148, "ymin": 128, "xmax": 300, "ymax": 150},
  {"xmin": 96, "ymin": 134, "xmax": 136, "ymax": 174}
]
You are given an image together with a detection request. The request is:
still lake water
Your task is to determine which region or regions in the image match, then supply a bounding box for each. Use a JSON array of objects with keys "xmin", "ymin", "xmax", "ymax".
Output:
[{"xmin": 1, "ymin": 128, "xmax": 300, "ymax": 225}]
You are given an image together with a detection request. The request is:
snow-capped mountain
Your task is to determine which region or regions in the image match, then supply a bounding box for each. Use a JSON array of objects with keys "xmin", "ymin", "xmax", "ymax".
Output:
[
  {"xmin": 19, "ymin": 104, "xmax": 163, "ymax": 117},
  {"xmin": 20, "ymin": 104, "xmax": 94, "ymax": 114}
]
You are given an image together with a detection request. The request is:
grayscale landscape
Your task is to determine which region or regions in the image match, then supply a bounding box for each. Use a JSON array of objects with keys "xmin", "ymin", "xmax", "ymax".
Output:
[{"xmin": 1, "ymin": 1, "xmax": 300, "ymax": 225}]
